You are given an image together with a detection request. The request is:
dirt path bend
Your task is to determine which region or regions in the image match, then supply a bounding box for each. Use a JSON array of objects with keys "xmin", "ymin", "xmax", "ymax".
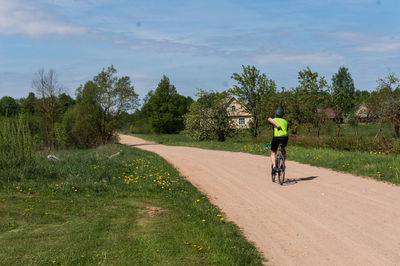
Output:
[{"xmin": 119, "ymin": 134, "xmax": 400, "ymax": 266}]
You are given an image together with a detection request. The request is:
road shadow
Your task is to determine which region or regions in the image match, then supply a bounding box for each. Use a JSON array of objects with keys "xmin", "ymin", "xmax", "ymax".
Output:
[{"xmin": 282, "ymin": 176, "xmax": 318, "ymax": 186}]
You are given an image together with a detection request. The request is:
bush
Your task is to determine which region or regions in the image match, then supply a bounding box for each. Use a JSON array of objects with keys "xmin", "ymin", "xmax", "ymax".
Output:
[
  {"xmin": 62, "ymin": 103, "xmax": 102, "ymax": 149},
  {"xmin": 130, "ymin": 118, "xmax": 152, "ymax": 134}
]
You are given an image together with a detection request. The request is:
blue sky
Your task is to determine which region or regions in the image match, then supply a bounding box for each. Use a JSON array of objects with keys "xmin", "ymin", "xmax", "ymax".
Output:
[{"xmin": 1, "ymin": 0, "xmax": 399, "ymax": 103}]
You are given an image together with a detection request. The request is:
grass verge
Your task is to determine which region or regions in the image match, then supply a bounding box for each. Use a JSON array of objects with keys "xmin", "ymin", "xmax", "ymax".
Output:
[
  {"xmin": 0, "ymin": 144, "xmax": 264, "ymax": 265},
  {"xmin": 134, "ymin": 133, "xmax": 400, "ymax": 185}
]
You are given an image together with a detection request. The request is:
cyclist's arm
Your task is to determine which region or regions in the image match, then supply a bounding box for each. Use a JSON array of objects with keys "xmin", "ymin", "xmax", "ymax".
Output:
[{"xmin": 267, "ymin": 117, "xmax": 282, "ymax": 130}]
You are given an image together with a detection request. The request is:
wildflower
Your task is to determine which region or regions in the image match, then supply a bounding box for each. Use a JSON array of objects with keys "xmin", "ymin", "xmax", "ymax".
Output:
[{"xmin": 202, "ymin": 219, "xmax": 206, "ymax": 222}]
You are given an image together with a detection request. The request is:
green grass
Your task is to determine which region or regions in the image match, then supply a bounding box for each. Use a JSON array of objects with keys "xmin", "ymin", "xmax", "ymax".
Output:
[
  {"xmin": 0, "ymin": 144, "xmax": 264, "ymax": 265},
  {"xmin": 134, "ymin": 133, "xmax": 400, "ymax": 185}
]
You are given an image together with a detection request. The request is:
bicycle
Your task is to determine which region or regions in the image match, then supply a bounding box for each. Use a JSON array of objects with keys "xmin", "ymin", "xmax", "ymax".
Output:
[{"xmin": 266, "ymin": 143, "xmax": 286, "ymax": 185}]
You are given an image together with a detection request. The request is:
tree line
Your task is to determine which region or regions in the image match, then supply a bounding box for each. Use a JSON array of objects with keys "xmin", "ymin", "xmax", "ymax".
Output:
[{"xmin": 1, "ymin": 64, "xmax": 399, "ymax": 151}]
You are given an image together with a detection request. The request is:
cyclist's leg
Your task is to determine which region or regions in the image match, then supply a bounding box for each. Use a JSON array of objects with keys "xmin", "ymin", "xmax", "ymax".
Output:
[
  {"xmin": 270, "ymin": 137, "xmax": 279, "ymax": 170},
  {"xmin": 270, "ymin": 151, "xmax": 276, "ymax": 168},
  {"xmin": 280, "ymin": 136, "xmax": 289, "ymax": 160}
]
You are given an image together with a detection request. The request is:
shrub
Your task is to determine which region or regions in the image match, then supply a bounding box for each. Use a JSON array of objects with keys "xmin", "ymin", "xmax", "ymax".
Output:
[{"xmin": 130, "ymin": 118, "xmax": 152, "ymax": 134}]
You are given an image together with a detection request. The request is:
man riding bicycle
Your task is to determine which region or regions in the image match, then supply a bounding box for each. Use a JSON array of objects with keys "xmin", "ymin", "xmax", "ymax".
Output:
[{"xmin": 268, "ymin": 108, "xmax": 288, "ymax": 175}]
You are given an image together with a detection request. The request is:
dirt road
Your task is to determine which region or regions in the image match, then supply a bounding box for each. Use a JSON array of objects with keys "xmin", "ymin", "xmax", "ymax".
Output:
[{"xmin": 119, "ymin": 134, "xmax": 400, "ymax": 266}]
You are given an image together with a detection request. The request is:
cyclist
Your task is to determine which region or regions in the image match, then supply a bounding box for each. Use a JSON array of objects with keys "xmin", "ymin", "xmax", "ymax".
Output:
[{"xmin": 268, "ymin": 108, "xmax": 288, "ymax": 175}]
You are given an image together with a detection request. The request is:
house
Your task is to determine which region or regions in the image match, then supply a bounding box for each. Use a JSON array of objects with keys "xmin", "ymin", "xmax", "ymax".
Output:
[
  {"xmin": 317, "ymin": 107, "xmax": 336, "ymax": 120},
  {"xmin": 355, "ymin": 104, "xmax": 377, "ymax": 123},
  {"xmin": 226, "ymin": 96, "xmax": 253, "ymax": 128}
]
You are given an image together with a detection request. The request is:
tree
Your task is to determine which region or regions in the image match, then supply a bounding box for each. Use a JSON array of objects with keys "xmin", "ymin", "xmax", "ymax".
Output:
[
  {"xmin": 0, "ymin": 96, "xmax": 19, "ymax": 117},
  {"xmin": 146, "ymin": 76, "xmax": 193, "ymax": 134},
  {"xmin": 56, "ymin": 93, "xmax": 75, "ymax": 119},
  {"xmin": 92, "ymin": 65, "xmax": 139, "ymax": 143},
  {"xmin": 32, "ymin": 68, "xmax": 62, "ymax": 150},
  {"xmin": 331, "ymin": 66, "xmax": 356, "ymax": 136},
  {"xmin": 184, "ymin": 90, "xmax": 236, "ymax": 141},
  {"xmin": 63, "ymin": 82, "xmax": 103, "ymax": 148},
  {"xmin": 20, "ymin": 92, "xmax": 37, "ymax": 115},
  {"xmin": 63, "ymin": 66, "xmax": 138, "ymax": 147},
  {"xmin": 230, "ymin": 65, "xmax": 276, "ymax": 137},
  {"xmin": 285, "ymin": 67, "xmax": 328, "ymax": 135},
  {"xmin": 129, "ymin": 90, "xmax": 154, "ymax": 134},
  {"xmin": 375, "ymin": 72, "xmax": 400, "ymax": 138}
]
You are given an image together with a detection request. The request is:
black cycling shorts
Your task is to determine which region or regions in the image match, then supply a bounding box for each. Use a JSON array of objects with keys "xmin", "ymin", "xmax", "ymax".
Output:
[{"xmin": 271, "ymin": 136, "xmax": 288, "ymax": 152}]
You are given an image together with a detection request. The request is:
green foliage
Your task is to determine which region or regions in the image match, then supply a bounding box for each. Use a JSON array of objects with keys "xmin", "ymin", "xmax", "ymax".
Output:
[
  {"xmin": 63, "ymin": 66, "xmax": 139, "ymax": 148},
  {"xmin": 331, "ymin": 66, "xmax": 356, "ymax": 134},
  {"xmin": 184, "ymin": 90, "xmax": 236, "ymax": 141},
  {"xmin": 0, "ymin": 96, "xmax": 19, "ymax": 117},
  {"xmin": 230, "ymin": 65, "xmax": 276, "ymax": 137},
  {"xmin": 19, "ymin": 92, "xmax": 37, "ymax": 115},
  {"xmin": 0, "ymin": 116, "xmax": 35, "ymax": 181},
  {"xmin": 130, "ymin": 118, "xmax": 152, "ymax": 134},
  {"xmin": 146, "ymin": 76, "xmax": 193, "ymax": 134},
  {"xmin": 91, "ymin": 65, "xmax": 139, "ymax": 143},
  {"xmin": 56, "ymin": 93, "xmax": 75, "ymax": 121},
  {"xmin": 284, "ymin": 67, "xmax": 329, "ymax": 134},
  {"xmin": 375, "ymin": 72, "xmax": 400, "ymax": 137},
  {"xmin": 63, "ymin": 85, "xmax": 103, "ymax": 149}
]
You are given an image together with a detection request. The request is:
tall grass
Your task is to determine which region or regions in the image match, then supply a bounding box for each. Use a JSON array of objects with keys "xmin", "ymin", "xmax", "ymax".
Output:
[{"xmin": 0, "ymin": 116, "xmax": 35, "ymax": 181}]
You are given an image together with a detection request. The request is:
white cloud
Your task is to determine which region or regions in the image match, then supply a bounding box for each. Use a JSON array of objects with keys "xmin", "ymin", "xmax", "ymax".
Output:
[
  {"xmin": 357, "ymin": 37, "xmax": 400, "ymax": 53},
  {"xmin": 0, "ymin": 0, "xmax": 89, "ymax": 36},
  {"xmin": 321, "ymin": 31, "xmax": 400, "ymax": 53},
  {"xmin": 255, "ymin": 52, "xmax": 344, "ymax": 65}
]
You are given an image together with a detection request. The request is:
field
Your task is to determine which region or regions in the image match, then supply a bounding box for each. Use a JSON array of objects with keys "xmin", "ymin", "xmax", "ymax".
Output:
[
  {"xmin": 0, "ymin": 145, "xmax": 263, "ymax": 265},
  {"xmin": 134, "ymin": 130, "xmax": 400, "ymax": 185}
]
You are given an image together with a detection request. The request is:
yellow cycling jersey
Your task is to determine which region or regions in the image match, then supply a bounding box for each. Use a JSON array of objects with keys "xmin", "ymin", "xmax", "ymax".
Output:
[{"xmin": 273, "ymin": 118, "xmax": 288, "ymax": 137}]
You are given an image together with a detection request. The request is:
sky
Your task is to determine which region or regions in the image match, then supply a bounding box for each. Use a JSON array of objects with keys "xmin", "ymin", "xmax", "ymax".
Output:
[{"xmin": 0, "ymin": 0, "xmax": 399, "ymax": 103}]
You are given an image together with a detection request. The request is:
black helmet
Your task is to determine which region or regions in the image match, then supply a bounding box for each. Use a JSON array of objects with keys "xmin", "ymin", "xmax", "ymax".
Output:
[{"xmin": 275, "ymin": 108, "xmax": 284, "ymax": 117}]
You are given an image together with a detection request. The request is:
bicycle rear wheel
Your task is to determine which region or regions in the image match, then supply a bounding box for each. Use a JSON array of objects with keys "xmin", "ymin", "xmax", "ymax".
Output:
[
  {"xmin": 277, "ymin": 155, "xmax": 285, "ymax": 185},
  {"xmin": 271, "ymin": 165, "xmax": 276, "ymax": 182}
]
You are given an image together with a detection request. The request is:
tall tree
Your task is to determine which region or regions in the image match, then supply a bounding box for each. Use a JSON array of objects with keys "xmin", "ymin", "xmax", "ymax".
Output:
[
  {"xmin": 31, "ymin": 68, "xmax": 62, "ymax": 150},
  {"xmin": 92, "ymin": 65, "xmax": 139, "ymax": 143},
  {"xmin": 146, "ymin": 76, "xmax": 193, "ymax": 134},
  {"xmin": 230, "ymin": 65, "xmax": 276, "ymax": 137},
  {"xmin": 331, "ymin": 66, "xmax": 356, "ymax": 136},
  {"xmin": 286, "ymin": 67, "xmax": 328, "ymax": 136}
]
